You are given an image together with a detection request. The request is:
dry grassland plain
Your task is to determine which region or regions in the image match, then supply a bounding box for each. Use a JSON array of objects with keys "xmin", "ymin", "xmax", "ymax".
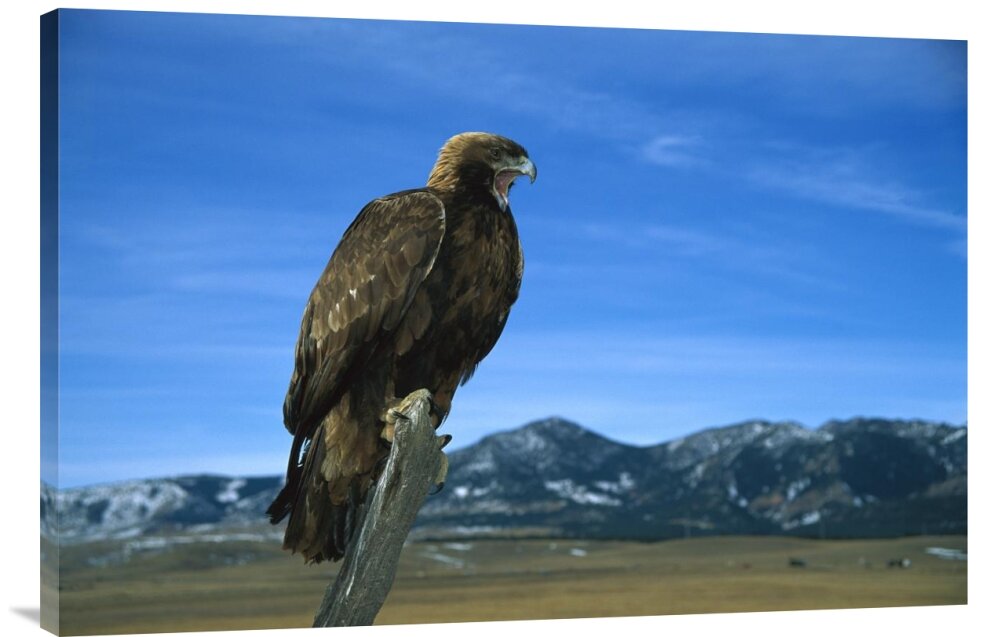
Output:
[{"xmin": 55, "ymin": 535, "xmax": 967, "ymax": 636}]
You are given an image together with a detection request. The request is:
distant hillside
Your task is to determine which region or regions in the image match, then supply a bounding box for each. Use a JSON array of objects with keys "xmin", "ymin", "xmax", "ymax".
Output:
[
  {"xmin": 415, "ymin": 416, "xmax": 966, "ymax": 540},
  {"xmin": 42, "ymin": 416, "xmax": 966, "ymax": 545}
]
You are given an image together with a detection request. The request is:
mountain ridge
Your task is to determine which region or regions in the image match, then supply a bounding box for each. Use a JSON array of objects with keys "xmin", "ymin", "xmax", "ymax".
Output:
[{"xmin": 43, "ymin": 416, "xmax": 966, "ymax": 545}]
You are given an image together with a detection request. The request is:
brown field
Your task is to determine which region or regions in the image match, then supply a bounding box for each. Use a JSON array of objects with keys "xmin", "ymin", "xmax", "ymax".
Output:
[{"xmin": 55, "ymin": 535, "xmax": 967, "ymax": 635}]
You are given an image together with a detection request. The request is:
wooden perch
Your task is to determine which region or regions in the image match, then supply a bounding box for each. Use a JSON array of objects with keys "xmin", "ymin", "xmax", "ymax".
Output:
[{"xmin": 313, "ymin": 389, "xmax": 447, "ymax": 627}]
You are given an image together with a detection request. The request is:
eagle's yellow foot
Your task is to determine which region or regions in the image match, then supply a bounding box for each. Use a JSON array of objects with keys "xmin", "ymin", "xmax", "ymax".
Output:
[
  {"xmin": 380, "ymin": 389, "xmax": 434, "ymax": 444},
  {"xmin": 378, "ymin": 390, "xmax": 450, "ymax": 493},
  {"xmin": 380, "ymin": 421, "xmax": 396, "ymax": 446}
]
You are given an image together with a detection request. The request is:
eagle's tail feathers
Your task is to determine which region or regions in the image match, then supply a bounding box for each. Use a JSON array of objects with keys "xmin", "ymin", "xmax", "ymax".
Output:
[
  {"xmin": 266, "ymin": 432, "xmax": 309, "ymax": 524},
  {"xmin": 265, "ymin": 473, "xmax": 298, "ymax": 524},
  {"xmin": 329, "ymin": 505, "xmax": 347, "ymax": 558},
  {"xmin": 275, "ymin": 422, "xmax": 368, "ymax": 564}
]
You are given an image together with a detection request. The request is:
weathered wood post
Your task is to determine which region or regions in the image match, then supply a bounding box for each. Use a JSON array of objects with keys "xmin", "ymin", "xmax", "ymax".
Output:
[{"xmin": 312, "ymin": 389, "xmax": 447, "ymax": 627}]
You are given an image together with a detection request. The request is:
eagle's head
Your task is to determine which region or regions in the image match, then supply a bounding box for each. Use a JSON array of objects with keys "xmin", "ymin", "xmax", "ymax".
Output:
[{"xmin": 427, "ymin": 132, "xmax": 536, "ymax": 211}]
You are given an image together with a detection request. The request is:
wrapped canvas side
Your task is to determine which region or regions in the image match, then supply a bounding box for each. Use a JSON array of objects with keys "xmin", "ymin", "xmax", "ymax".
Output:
[{"xmin": 40, "ymin": 9, "xmax": 60, "ymax": 636}]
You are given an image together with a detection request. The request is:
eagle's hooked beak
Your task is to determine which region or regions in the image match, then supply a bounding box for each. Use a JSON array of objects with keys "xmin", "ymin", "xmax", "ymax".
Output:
[
  {"xmin": 493, "ymin": 156, "xmax": 536, "ymax": 210},
  {"xmin": 516, "ymin": 157, "xmax": 537, "ymax": 184}
]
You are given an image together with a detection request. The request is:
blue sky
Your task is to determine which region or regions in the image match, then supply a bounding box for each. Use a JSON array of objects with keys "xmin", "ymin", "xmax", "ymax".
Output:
[{"xmin": 53, "ymin": 9, "xmax": 967, "ymax": 487}]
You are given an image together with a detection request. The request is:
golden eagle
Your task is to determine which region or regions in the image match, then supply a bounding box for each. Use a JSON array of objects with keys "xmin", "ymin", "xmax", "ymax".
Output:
[{"xmin": 267, "ymin": 132, "xmax": 535, "ymax": 563}]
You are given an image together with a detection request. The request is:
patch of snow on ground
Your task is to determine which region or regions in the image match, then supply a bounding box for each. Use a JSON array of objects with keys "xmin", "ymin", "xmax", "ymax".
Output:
[
  {"xmin": 786, "ymin": 478, "xmax": 811, "ymax": 501},
  {"xmin": 422, "ymin": 552, "xmax": 465, "ymax": 568},
  {"xmin": 110, "ymin": 527, "xmax": 144, "ymax": 540},
  {"xmin": 449, "ymin": 526, "xmax": 502, "ymax": 536},
  {"xmin": 943, "ymin": 429, "xmax": 967, "ymax": 444},
  {"xmin": 925, "ymin": 547, "xmax": 967, "ymax": 560},
  {"xmin": 781, "ymin": 510, "xmax": 821, "ymax": 530},
  {"xmin": 727, "ymin": 482, "xmax": 739, "ymax": 500},
  {"xmin": 122, "ymin": 531, "xmax": 283, "ymax": 559},
  {"xmin": 517, "ymin": 430, "xmax": 549, "ymax": 453},
  {"xmin": 544, "ymin": 479, "xmax": 621, "ymax": 506},
  {"xmin": 594, "ymin": 472, "xmax": 635, "ymax": 494},
  {"xmin": 449, "ymin": 484, "xmax": 492, "ymax": 500},
  {"xmin": 216, "ymin": 479, "xmax": 246, "ymax": 503},
  {"xmin": 462, "ymin": 452, "xmax": 498, "ymax": 474},
  {"xmin": 57, "ymin": 480, "xmax": 190, "ymax": 541},
  {"xmin": 684, "ymin": 462, "xmax": 706, "ymax": 488},
  {"xmin": 800, "ymin": 511, "xmax": 821, "ymax": 525}
]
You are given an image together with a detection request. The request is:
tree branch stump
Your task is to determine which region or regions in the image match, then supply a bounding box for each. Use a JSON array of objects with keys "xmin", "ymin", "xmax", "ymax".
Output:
[{"xmin": 312, "ymin": 389, "xmax": 446, "ymax": 627}]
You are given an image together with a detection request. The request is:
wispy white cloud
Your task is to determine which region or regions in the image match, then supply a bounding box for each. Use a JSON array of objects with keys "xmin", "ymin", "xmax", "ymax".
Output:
[
  {"xmin": 638, "ymin": 135, "xmax": 966, "ymax": 239},
  {"xmin": 745, "ymin": 156, "xmax": 966, "ymax": 231},
  {"xmin": 244, "ymin": 18, "xmax": 965, "ymax": 249},
  {"xmin": 641, "ymin": 135, "xmax": 709, "ymax": 168}
]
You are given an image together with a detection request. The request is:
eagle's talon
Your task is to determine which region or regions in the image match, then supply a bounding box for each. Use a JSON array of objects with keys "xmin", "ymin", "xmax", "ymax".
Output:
[
  {"xmin": 428, "ymin": 399, "xmax": 447, "ymax": 427},
  {"xmin": 438, "ymin": 434, "xmax": 452, "ymax": 449},
  {"xmin": 430, "ymin": 481, "xmax": 445, "ymax": 495}
]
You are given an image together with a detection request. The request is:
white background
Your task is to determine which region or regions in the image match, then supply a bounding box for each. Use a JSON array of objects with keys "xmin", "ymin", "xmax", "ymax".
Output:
[{"xmin": 2, "ymin": 2, "xmax": 996, "ymax": 637}]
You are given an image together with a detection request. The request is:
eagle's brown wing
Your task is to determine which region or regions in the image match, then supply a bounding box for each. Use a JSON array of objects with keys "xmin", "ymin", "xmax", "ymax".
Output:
[
  {"xmin": 284, "ymin": 190, "xmax": 445, "ymax": 434},
  {"xmin": 269, "ymin": 190, "xmax": 445, "ymax": 523}
]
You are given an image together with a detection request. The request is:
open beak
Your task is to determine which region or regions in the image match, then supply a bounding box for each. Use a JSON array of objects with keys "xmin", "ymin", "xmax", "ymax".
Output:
[{"xmin": 493, "ymin": 157, "xmax": 536, "ymax": 210}]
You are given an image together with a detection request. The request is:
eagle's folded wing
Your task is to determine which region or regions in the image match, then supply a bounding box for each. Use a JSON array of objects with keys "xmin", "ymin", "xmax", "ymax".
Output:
[{"xmin": 282, "ymin": 190, "xmax": 446, "ymax": 438}]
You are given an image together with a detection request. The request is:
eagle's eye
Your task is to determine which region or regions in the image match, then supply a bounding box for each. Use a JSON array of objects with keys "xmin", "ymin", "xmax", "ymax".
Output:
[{"xmin": 489, "ymin": 147, "xmax": 501, "ymax": 160}]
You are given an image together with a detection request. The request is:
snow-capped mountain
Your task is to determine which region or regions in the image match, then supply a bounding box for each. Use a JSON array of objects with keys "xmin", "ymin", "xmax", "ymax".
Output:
[
  {"xmin": 42, "ymin": 416, "xmax": 966, "ymax": 545},
  {"xmin": 44, "ymin": 475, "xmax": 283, "ymax": 544},
  {"xmin": 414, "ymin": 416, "xmax": 966, "ymax": 540}
]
